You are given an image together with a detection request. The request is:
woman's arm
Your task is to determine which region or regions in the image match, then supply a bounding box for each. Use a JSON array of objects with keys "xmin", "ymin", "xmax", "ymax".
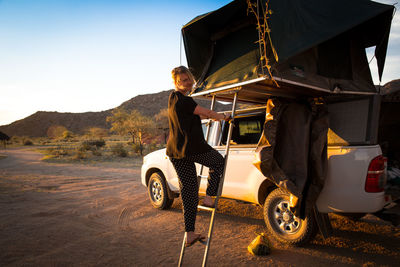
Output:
[{"xmin": 193, "ymin": 105, "xmax": 229, "ymax": 121}]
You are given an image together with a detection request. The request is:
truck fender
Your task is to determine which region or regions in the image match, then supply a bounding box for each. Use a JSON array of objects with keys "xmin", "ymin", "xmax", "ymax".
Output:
[
  {"xmin": 258, "ymin": 178, "xmax": 276, "ymax": 205},
  {"xmin": 146, "ymin": 168, "xmax": 177, "ymax": 200}
]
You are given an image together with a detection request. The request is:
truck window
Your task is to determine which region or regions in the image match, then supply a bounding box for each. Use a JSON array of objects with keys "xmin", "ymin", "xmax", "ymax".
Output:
[
  {"xmin": 221, "ymin": 115, "xmax": 265, "ymax": 145},
  {"xmin": 201, "ymin": 120, "xmax": 218, "ymax": 146},
  {"xmin": 201, "ymin": 123, "xmax": 207, "ymax": 137},
  {"xmin": 327, "ymin": 95, "xmax": 380, "ymax": 145}
]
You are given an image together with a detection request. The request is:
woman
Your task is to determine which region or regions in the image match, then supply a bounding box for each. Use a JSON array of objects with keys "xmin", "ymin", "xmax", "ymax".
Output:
[{"xmin": 167, "ymin": 66, "xmax": 230, "ymax": 247}]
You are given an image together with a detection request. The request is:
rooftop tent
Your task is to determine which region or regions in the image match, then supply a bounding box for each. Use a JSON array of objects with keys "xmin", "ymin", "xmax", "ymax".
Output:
[{"xmin": 182, "ymin": 0, "xmax": 394, "ymax": 102}]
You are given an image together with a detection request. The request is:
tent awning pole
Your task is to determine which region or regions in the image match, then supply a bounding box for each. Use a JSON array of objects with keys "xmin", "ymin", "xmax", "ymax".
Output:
[
  {"xmin": 198, "ymin": 95, "xmax": 216, "ymax": 180},
  {"xmin": 218, "ymin": 92, "xmax": 238, "ymax": 196}
]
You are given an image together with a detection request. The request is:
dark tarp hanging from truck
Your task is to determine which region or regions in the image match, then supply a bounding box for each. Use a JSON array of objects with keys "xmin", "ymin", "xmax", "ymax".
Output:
[
  {"xmin": 253, "ymin": 98, "xmax": 329, "ymax": 218},
  {"xmin": 182, "ymin": 0, "xmax": 394, "ymax": 96}
]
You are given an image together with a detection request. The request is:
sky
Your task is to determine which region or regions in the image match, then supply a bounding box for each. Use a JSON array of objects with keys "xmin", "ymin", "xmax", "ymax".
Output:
[{"xmin": 0, "ymin": 0, "xmax": 399, "ymax": 126}]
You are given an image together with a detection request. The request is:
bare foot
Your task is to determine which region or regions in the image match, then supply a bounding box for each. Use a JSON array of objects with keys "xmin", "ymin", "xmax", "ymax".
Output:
[
  {"xmin": 203, "ymin": 195, "xmax": 215, "ymax": 208},
  {"xmin": 186, "ymin": 232, "xmax": 205, "ymax": 247}
]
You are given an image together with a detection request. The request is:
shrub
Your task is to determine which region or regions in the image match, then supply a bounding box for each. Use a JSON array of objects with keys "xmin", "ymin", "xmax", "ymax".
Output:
[
  {"xmin": 73, "ymin": 150, "xmax": 86, "ymax": 160},
  {"xmin": 47, "ymin": 146, "xmax": 69, "ymax": 157},
  {"xmin": 23, "ymin": 140, "xmax": 33, "ymax": 146},
  {"xmin": 92, "ymin": 150, "xmax": 102, "ymax": 156},
  {"xmin": 81, "ymin": 140, "xmax": 106, "ymax": 150},
  {"xmin": 79, "ymin": 142, "xmax": 92, "ymax": 151},
  {"xmin": 10, "ymin": 136, "xmax": 20, "ymax": 144},
  {"xmin": 47, "ymin": 125, "xmax": 68, "ymax": 139},
  {"xmin": 132, "ymin": 143, "xmax": 142, "ymax": 154},
  {"xmin": 63, "ymin": 130, "xmax": 74, "ymax": 140},
  {"xmin": 91, "ymin": 140, "xmax": 106, "ymax": 148},
  {"xmin": 111, "ymin": 143, "xmax": 128, "ymax": 157}
]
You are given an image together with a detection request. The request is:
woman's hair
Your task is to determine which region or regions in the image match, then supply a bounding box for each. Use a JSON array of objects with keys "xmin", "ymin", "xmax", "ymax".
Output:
[{"xmin": 171, "ymin": 66, "xmax": 196, "ymax": 85}]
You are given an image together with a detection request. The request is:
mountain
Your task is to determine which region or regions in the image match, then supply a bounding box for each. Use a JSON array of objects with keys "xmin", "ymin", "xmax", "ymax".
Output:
[
  {"xmin": 116, "ymin": 90, "xmax": 172, "ymax": 117},
  {"xmin": 0, "ymin": 111, "xmax": 112, "ymax": 137},
  {"xmin": 0, "ymin": 89, "xmax": 227, "ymax": 137},
  {"xmin": 381, "ymin": 79, "xmax": 400, "ymax": 102},
  {"xmin": 3, "ymin": 80, "xmax": 398, "ymax": 138}
]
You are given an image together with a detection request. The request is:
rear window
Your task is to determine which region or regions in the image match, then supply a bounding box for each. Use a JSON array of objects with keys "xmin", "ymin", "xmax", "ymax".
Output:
[{"xmin": 327, "ymin": 95, "xmax": 380, "ymax": 145}]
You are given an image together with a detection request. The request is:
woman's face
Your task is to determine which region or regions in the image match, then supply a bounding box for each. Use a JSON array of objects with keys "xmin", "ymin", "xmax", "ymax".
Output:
[{"xmin": 175, "ymin": 73, "xmax": 193, "ymax": 93}]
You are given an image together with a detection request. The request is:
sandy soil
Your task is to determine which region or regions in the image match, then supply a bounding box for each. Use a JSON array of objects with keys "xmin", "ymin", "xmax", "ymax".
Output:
[{"xmin": 0, "ymin": 147, "xmax": 399, "ymax": 266}]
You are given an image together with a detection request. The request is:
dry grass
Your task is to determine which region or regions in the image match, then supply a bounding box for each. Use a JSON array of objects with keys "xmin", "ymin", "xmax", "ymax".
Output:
[{"xmin": 5, "ymin": 135, "xmax": 164, "ymax": 167}]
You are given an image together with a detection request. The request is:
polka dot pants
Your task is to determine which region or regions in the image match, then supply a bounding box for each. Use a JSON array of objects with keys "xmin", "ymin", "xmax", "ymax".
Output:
[{"xmin": 170, "ymin": 149, "xmax": 224, "ymax": 232}]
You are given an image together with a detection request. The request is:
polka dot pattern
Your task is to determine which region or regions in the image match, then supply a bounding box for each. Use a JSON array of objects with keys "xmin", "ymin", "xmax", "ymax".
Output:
[{"xmin": 170, "ymin": 149, "xmax": 224, "ymax": 232}]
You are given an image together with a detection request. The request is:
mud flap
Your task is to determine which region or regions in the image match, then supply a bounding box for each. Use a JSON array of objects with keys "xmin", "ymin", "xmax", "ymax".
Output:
[
  {"xmin": 166, "ymin": 184, "xmax": 178, "ymax": 199},
  {"xmin": 373, "ymin": 197, "xmax": 400, "ymax": 227},
  {"xmin": 313, "ymin": 206, "xmax": 333, "ymax": 239}
]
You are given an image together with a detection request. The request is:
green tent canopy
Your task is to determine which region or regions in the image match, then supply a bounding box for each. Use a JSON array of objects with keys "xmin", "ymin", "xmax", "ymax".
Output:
[{"xmin": 183, "ymin": 0, "xmax": 394, "ymax": 102}]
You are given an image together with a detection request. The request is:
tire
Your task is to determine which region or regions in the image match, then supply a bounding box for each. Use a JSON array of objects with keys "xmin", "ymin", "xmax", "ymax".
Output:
[
  {"xmin": 335, "ymin": 212, "xmax": 366, "ymax": 221},
  {"xmin": 264, "ymin": 188, "xmax": 317, "ymax": 246},
  {"xmin": 148, "ymin": 172, "xmax": 174, "ymax": 210}
]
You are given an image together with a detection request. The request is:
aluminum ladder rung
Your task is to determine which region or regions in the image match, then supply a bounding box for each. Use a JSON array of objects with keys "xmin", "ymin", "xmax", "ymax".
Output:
[{"xmin": 197, "ymin": 205, "xmax": 215, "ymax": 212}]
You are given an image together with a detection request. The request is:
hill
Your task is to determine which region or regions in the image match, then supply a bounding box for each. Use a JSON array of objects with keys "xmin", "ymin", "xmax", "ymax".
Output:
[
  {"xmin": 0, "ymin": 90, "xmax": 227, "ymax": 137},
  {"xmin": 0, "ymin": 111, "xmax": 112, "ymax": 137},
  {"xmin": 381, "ymin": 79, "xmax": 400, "ymax": 102},
  {"xmin": 3, "ymin": 80, "xmax": 398, "ymax": 138}
]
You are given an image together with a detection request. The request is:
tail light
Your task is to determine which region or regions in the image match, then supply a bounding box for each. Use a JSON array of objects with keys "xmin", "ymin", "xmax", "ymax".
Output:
[{"xmin": 365, "ymin": 155, "xmax": 387, "ymax": 193}]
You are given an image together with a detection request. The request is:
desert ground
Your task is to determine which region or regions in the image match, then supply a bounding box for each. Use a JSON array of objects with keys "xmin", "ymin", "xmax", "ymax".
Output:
[{"xmin": 0, "ymin": 147, "xmax": 399, "ymax": 266}]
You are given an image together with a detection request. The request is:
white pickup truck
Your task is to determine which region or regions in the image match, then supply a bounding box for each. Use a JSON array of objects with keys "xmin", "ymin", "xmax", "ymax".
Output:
[{"xmin": 141, "ymin": 96, "xmax": 387, "ymax": 245}]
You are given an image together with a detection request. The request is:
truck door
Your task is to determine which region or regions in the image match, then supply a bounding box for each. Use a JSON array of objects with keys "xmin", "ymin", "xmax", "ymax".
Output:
[{"xmin": 217, "ymin": 114, "xmax": 267, "ymax": 203}]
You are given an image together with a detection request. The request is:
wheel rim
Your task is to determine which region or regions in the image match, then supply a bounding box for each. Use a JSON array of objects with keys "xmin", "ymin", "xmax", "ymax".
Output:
[
  {"xmin": 151, "ymin": 180, "xmax": 163, "ymax": 203},
  {"xmin": 272, "ymin": 200, "xmax": 301, "ymax": 235}
]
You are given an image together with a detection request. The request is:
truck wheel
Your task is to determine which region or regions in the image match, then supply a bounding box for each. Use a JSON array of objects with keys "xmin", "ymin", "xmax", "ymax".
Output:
[
  {"xmin": 148, "ymin": 172, "xmax": 174, "ymax": 210},
  {"xmin": 264, "ymin": 188, "xmax": 317, "ymax": 246}
]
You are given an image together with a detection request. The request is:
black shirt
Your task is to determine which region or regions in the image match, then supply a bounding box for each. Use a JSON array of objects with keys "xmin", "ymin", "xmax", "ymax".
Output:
[{"xmin": 166, "ymin": 90, "xmax": 212, "ymax": 159}]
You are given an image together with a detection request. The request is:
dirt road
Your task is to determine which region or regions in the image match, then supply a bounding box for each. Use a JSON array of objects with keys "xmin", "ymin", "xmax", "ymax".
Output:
[{"xmin": 0, "ymin": 148, "xmax": 399, "ymax": 266}]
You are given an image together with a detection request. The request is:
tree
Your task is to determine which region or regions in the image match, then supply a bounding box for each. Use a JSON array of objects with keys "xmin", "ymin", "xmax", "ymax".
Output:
[
  {"xmin": 106, "ymin": 108, "xmax": 155, "ymax": 155},
  {"xmin": 0, "ymin": 131, "xmax": 10, "ymax": 149},
  {"xmin": 154, "ymin": 108, "xmax": 169, "ymax": 144},
  {"xmin": 106, "ymin": 108, "xmax": 129, "ymax": 137}
]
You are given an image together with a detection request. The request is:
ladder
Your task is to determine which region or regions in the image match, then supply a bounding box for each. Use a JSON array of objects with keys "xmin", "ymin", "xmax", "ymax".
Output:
[{"xmin": 178, "ymin": 92, "xmax": 239, "ymax": 267}]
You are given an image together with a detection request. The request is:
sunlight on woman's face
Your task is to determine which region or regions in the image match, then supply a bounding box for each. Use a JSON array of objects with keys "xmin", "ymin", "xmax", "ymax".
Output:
[{"xmin": 175, "ymin": 73, "xmax": 193, "ymax": 93}]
